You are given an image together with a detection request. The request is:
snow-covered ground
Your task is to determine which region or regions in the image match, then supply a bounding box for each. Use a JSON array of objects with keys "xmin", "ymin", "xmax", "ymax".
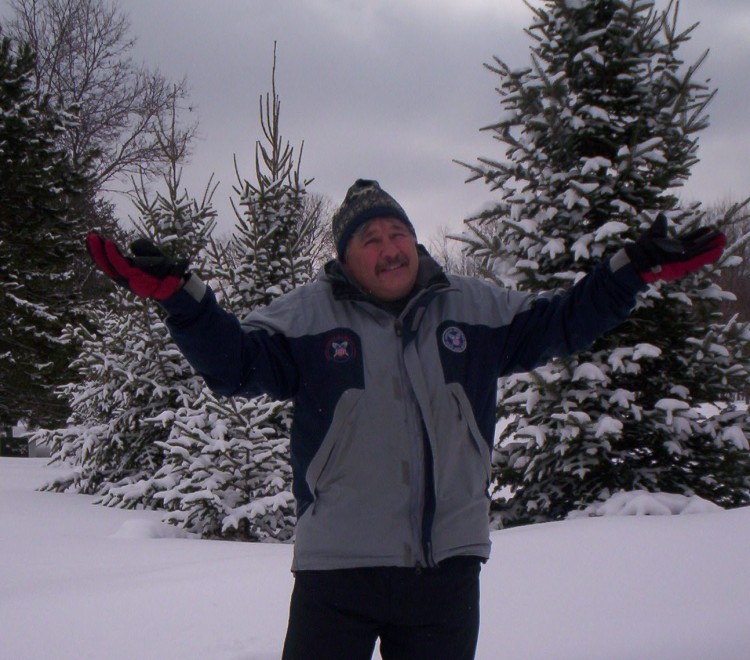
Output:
[{"xmin": 2, "ymin": 457, "xmax": 749, "ymax": 660}]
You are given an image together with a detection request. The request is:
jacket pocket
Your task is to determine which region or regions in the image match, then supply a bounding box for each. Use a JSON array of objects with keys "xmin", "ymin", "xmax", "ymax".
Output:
[
  {"xmin": 305, "ymin": 388, "xmax": 364, "ymax": 504},
  {"xmin": 447, "ymin": 385, "xmax": 492, "ymax": 491}
]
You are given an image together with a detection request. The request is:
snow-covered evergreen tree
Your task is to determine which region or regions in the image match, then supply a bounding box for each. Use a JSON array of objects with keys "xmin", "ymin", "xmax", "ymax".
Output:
[
  {"xmin": 0, "ymin": 32, "xmax": 90, "ymax": 429},
  {"xmin": 39, "ymin": 157, "xmax": 216, "ymax": 497},
  {"xmin": 459, "ymin": 0, "xmax": 750, "ymax": 526},
  {"xmin": 146, "ymin": 55, "xmax": 312, "ymax": 541}
]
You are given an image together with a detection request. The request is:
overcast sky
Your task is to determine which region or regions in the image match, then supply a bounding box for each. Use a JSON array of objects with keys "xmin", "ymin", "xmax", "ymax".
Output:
[{"xmin": 110, "ymin": 1, "xmax": 750, "ymax": 239}]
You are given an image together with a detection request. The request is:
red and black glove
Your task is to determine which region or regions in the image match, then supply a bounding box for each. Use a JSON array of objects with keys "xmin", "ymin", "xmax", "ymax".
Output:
[
  {"xmin": 624, "ymin": 214, "xmax": 726, "ymax": 284},
  {"xmin": 86, "ymin": 233, "xmax": 189, "ymax": 300}
]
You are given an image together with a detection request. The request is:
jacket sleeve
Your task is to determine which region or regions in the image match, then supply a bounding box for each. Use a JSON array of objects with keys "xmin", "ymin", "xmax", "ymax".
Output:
[
  {"xmin": 495, "ymin": 249, "xmax": 647, "ymax": 376},
  {"xmin": 159, "ymin": 276, "xmax": 299, "ymax": 400}
]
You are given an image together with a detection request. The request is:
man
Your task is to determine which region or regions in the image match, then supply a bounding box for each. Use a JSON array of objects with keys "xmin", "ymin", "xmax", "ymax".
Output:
[{"xmin": 87, "ymin": 179, "xmax": 725, "ymax": 659}]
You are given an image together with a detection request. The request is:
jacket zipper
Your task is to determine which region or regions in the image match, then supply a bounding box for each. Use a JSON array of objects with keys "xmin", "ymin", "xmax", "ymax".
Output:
[
  {"xmin": 395, "ymin": 315, "xmax": 425, "ymax": 564},
  {"xmin": 398, "ymin": 309, "xmax": 438, "ymax": 569},
  {"xmin": 420, "ymin": 418, "xmax": 437, "ymax": 567}
]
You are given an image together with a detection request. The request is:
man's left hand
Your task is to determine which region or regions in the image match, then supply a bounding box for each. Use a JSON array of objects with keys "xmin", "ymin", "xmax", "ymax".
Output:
[{"xmin": 625, "ymin": 214, "xmax": 726, "ymax": 283}]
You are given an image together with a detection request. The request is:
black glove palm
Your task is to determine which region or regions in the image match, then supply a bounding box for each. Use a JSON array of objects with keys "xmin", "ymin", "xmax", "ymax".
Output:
[
  {"xmin": 624, "ymin": 214, "xmax": 726, "ymax": 283},
  {"xmin": 86, "ymin": 233, "xmax": 189, "ymax": 300}
]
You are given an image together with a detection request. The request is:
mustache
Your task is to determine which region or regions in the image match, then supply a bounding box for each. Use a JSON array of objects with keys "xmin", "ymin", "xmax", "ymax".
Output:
[{"xmin": 376, "ymin": 255, "xmax": 409, "ymax": 272}]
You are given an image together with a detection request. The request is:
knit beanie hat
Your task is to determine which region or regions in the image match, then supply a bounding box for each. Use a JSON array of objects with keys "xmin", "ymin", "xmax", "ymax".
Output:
[{"xmin": 331, "ymin": 179, "xmax": 414, "ymax": 260}]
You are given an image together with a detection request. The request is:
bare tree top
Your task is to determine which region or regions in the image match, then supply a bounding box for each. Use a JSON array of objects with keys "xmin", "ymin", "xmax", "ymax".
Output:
[{"xmin": 7, "ymin": 0, "xmax": 196, "ymax": 191}]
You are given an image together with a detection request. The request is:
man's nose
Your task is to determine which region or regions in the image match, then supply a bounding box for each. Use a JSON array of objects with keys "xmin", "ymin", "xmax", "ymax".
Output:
[{"xmin": 381, "ymin": 237, "xmax": 400, "ymax": 257}]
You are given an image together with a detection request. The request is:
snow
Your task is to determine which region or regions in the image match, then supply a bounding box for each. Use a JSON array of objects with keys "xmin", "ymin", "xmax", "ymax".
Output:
[
  {"xmin": 593, "ymin": 220, "xmax": 628, "ymax": 241},
  {"xmin": 572, "ymin": 362, "xmax": 609, "ymax": 383},
  {"xmin": 594, "ymin": 415, "xmax": 623, "ymax": 438},
  {"xmin": 3, "ymin": 458, "xmax": 750, "ymax": 660},
  {"xmin": 722, "ymin": 426, "xmax": 749, "ymax": 451},
  {"xmin": 609, "ymin": 388, "xmax": 636, "ymax": 408},
  {"xmin": 516, "ymin": 424, "xmax": 547, "ymax": 446},
  {"xmin": 571, "ymin": 232, "xmax": 593, "ymax": 260},
  {"xmin": 541, "ymin": 237, "xmax": 565, "ymax": 259},
  {"xmin": 655, "ymin": 398, "xmax": 691, "ymax": 413},
  {"xmin": 580, "ymin": 156, "xmax": 611, "ymax": 176},
  {"xmin": 571, "ymin": 490, "xmax": 723, "ymax": 518},
  {"xmin": 633, "ymin": 343, "xmax": 661, "ymax": 360},
  {"xmin": 580, "ymin": 105, "xmax": 609, "ymax": 121}
]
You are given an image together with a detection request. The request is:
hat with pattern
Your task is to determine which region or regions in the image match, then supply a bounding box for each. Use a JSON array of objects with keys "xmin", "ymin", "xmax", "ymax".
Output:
[{"xmin": 331, "ymin": 179, "xmax": 414, "ymax": 260}]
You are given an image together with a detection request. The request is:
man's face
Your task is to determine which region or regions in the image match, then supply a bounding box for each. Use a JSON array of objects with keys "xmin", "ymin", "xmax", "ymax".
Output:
[{"xmin": 343, "ymin": 217, "xmax": 419, "ymax": 301}]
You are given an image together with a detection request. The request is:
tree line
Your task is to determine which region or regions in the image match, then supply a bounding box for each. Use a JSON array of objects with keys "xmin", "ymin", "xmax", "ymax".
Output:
[{"xmin": 2, "ymin": 0, "xmax": 749, "ymax": 538}]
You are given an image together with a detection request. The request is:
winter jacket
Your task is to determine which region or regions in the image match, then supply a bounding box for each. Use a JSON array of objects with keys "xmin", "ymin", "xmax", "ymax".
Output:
[{"xmin": 160, "ymin": 247, "xmax": 645, "ymax": 570}]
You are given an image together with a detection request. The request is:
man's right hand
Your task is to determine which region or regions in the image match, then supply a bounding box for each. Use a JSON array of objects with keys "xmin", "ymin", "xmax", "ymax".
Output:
[{"xmin": 86, "ymin": 233, "xmax": 189, "ymax": 300}]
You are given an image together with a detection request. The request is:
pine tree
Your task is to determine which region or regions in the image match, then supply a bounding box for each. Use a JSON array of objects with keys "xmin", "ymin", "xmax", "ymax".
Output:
[
  {"xmin": 459, "ymin": 0, "xmax": 750, "ymax": 526},
  {"xmin": 0, "ymin": 32, "xmax": 91, "ymax": 430},
  {"xmin": 145, "ymin": 52, "xmax": 312, "ymax": 541},
  {"xmin": 39, "ymin": 153, "xmax": 217, "ymax": 497}
]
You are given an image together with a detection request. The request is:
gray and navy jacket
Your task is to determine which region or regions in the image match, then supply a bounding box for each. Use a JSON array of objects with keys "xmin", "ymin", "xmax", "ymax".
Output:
[{"xmin": 160, "ymin": 247, "xmax": 645, "ymax": 571}]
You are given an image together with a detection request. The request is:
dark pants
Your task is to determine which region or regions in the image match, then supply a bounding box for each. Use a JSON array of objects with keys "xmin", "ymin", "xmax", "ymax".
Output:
[{"xmin": 282, "ymin": 557, "xmax": 481, "ymax": 660}]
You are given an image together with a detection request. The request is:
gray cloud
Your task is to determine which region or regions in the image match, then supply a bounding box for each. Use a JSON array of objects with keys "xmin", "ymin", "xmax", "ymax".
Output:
[{"xmin": 124, "ymin": 0, "xmax": 750, "ymax": 239}]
